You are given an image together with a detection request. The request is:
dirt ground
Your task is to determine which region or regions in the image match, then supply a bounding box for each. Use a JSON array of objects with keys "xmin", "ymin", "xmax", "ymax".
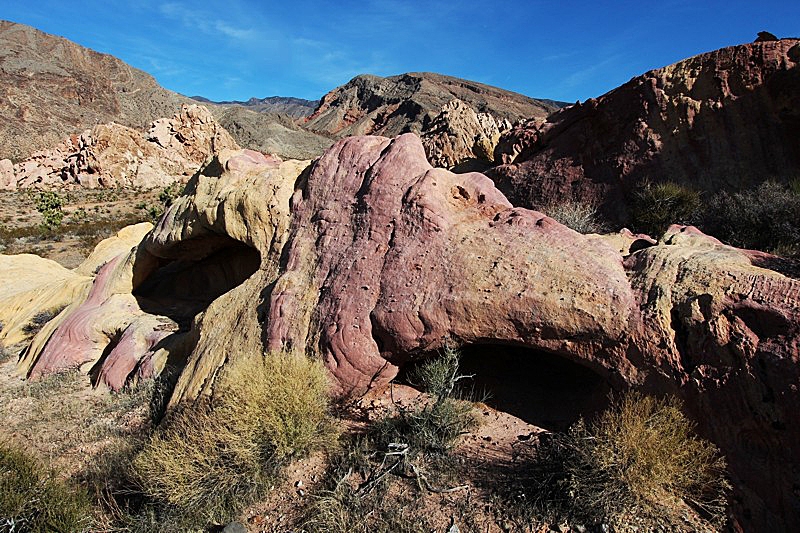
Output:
[{"xmin": 0, "ymin": 188, "xmax": 160, "ymax": 268}]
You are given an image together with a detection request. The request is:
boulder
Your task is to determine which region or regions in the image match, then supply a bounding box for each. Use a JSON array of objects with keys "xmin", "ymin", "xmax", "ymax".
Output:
[
  {"xmin": 0, "ymin": 158, "xmax": 13, "ymax": 189},
  {"xmin": 420, "ymin": 99, "xmax": 512, "ymax": 169},
  {"xmin": 2, "ymin": 135, "xmax": 798, "ymax": 529}
]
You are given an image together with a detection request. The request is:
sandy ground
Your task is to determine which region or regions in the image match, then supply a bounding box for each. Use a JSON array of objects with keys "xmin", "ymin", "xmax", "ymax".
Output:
[{"xmin": 0, "ymin": 188, "xmax": 160, "ymax": 267}]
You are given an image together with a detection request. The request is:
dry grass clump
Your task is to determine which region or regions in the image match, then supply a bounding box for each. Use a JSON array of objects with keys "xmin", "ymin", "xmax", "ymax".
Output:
[
  {"xmin": 303, "ymin": 345, "xmax": 480, "ymax": 532},
  {"xmin": 542, "ymin": 199, "xmax": 606, "ymax": 234},
  {"xmin": 0, "ymin": 440, "xmax": 92, "ymax": 533},
  {"xmin": 22, "ymin": 306, "xmax": 66, "ymax": 336},
  {"xmin": 132, "ymin": 352, "xmax": 338, "ymax": 526},
  {"xmin": 511, "ymin": 392, "xmax": 729, "ymax": 531}
]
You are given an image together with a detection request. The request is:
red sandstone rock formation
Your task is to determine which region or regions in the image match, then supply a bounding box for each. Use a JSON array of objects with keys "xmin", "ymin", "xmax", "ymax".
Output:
[
  {"xmin": 489, "ymin": 39, "xmax": 800, "ymax": 224},
  {"xmin": 3, "ymin": 135, "xmax": 799, "ymax": 530}
]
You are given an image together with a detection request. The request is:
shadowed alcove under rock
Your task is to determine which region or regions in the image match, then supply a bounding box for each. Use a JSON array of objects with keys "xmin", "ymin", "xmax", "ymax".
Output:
[
  {"xmin": 402, "ymin": 343, "xmax": 613, "ymax": 432},
  {"xmin": 133, "ymin": 238, "xmax": 261, "ymax": 330}
]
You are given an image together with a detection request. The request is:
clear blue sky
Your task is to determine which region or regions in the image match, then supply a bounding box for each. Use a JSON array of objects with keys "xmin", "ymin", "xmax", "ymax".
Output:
[{"xmin": 3, "ymin": 0, "xmax": 798, "ymax": 103}]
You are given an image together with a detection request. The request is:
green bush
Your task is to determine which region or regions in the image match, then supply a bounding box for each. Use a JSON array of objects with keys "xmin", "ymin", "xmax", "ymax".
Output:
[
  {"xmin": 630, "ymin": 181, "xmax": 700, "ymax": 237},
  {"xmin": 0, "ymin": 441, "xmax": 92, "ymax": 533},
  {"xmin": 35, "ymin": 191, "xmax": 64, "ymax": 230},
  {"xmin": 140, "ymin": 183, "xmax": 183, "ymax": 223},
  {"xmin": 375, "ymin": 344, "xmax": 478, "ymax": 455},
  {"xmin": 700, "ymin": 180, "xmax": 800, "ymax": 258},
  {"xmin": 132, "ymin": 352, "xmax": 337, "ymax": 526},
  {"xmin": 511, "ymin": 392, "xmax": 729, "ymax": 531},
  {"xmin": 542, "ymin": 200, "xmax": 606, "ymax": 234}
]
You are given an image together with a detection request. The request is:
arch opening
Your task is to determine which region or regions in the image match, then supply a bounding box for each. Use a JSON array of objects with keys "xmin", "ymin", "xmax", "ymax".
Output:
[
  {"xmin": 455, "ymin": 343, "xmax": 613, "ymax": 431},
  {"xmin": 133, "ymin": 238, "xmax": 260, "ymax": 330}
]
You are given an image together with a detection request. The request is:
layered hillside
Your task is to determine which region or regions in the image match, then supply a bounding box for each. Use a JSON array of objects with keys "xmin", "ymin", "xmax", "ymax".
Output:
[
  {"xmin": 190, "ymin": 95, "xmax": 318, "ymax": 118},
  {"xmin": 0, "ymin": 20, "xmax": 188, "ymax": 162},
  {"xmin": 489, "ymin": 39, "xmax": 800, "ymax": 223},
  {"xmin": 0, "ymin": 20, "xmax": 331, "ymax": 161},
  {"xmin": 304, "ymin": 72, "xmax": 565, "ymax": 139}
]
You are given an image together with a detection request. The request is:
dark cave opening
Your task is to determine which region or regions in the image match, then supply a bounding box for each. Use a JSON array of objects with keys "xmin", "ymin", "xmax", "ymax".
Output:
[
  {"xmin": 455, "ymin": 343, "xmax": 613, "ymax": 431},
  {"xmin": 133, "ymin": 239, "xmax": 260, "ymax": 330}
]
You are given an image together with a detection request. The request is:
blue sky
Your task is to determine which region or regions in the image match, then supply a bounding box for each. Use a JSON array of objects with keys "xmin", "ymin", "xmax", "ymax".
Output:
[{"xmin": 3, "ymin": 1, "xmax": 799, "ymax": 102}]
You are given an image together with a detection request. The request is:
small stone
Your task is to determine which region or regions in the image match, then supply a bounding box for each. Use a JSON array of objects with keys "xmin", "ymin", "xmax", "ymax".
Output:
[
  {"xmin": 297, "ymin": 488, "xmax": 305, "ymax": 497},
  {"xmin": 295, "ymin": 480, "xmax": 303, "ymax": 488},
  {"xmin": 222, "ymin": 522, "xmax": 247, "ymax": 533}
]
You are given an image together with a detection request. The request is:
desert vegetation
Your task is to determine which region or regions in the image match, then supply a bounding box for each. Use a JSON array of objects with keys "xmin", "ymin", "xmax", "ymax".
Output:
[
  {"xmin": 0, "ymin": 441, "xmax": 92, "ymax": 533},
  {"xmin": 302, "ymin": 345, "xmax": 481, "ymax": 532},
  {"xmin": 542, "ymin": 199, "xmax": 606, "ymax": 234},
  {"xmin": 504, "ymin": 392, "xmax": 730, "ymax": 532}
]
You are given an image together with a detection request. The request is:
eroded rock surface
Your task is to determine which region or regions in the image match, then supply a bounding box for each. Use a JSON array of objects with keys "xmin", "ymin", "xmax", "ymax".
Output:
[
  {"xmin": 2, "ymin": 135, "xmax": 798, "ymax": 530},
  {"xmin": 420, "ymin": 99, "xmax": 512, "ymax": 170},
  {"xmin": 304, "ymin": 72, "xmax": 563, "ymax": 145},
  {"xmin": 489, "ymin": 39, "xmax": 800, "ymax": 223},
  {"xmin": 7, "ymin": 104, "xmax": 239, "ymax": 189}
]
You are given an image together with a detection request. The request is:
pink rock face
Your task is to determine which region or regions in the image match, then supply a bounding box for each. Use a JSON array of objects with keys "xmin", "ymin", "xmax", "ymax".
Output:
[
  {"xmin": 260, "ymin": 135, "xmax": 799, "ymax": 529},
  {"xmin": 268, "ymin": 133, "xmax": 640, "ymax": 393},
  {"xmin": 489, "ymin": 39, "xmax": 800, "ymax": 223},
  {"xmin": 13, "ymin": 136, "xmax": 800, "ymax": 529}
]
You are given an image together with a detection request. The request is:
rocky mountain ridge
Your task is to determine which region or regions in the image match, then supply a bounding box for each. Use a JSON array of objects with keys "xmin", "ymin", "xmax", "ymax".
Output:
[
  {"xmin": 189, "ymin": 95, "xmax": 319, "ymax": 118},
  {"xmin": 0, "ymin": 20, "xmax": 331, "ymax": 162},
  {"xmin": 489, "ymin": 38, "xmax": 800, "ymax": 223},
  {"xmin": 304, "ymin": 72, "xmax": 565, "ymax": 139}
]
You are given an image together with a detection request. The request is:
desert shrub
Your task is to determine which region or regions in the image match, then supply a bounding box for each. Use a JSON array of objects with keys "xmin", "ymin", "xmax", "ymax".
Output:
[
  {"xmin": 630, "ymin": 181, "xmax": 701, "ymax": 237},
  {"xmin": 21, "ymin": 306, "xmax": 66, "ymax": 336},
  {"xmin": 375, "ymin": 344, "xmax": 478, "ymax": 456},
  {"xmin": 35, "ymin": 191, "xmax": 64, "ymax": 230},
  {"xmin": 140, "ymin": 183, "xmax": 182, "ymax": 223},
  {"xmin": 0, "ymin": 441, "xmax": 92, "ymax": 533},
  {"xmin": 543, "ymin": 199, "xmax": 606, "ymax": 234},
  {"xmin": 303, "ymin": 345, "xmax": 479, "ymax": 532},
  {"xmin": 132, "ymin": 352, "xmax": 337, "ymax": 526},
  {"xmin": 510, "ymin": 392, "xmax": 729, "ymax": 531},
  {"xmin": 700, "ymin": 180, "xmax": 800, "ymax": 258}
]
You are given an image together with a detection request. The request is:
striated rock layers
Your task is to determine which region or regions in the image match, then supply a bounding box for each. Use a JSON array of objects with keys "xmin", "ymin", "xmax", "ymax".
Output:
[
  {"xmin": 0, "ymin": 20, "xmax": 332, "ymax": 162},
  {"xmin": 2, "ymin": 135, "xmax": 799, "ymax": 530},
  {"xmin": 2, "ymin": 104, "xmax": 239, "ymax": 189},
  {"xmin": 489, "ymin": 39, "xmax": 800, "ymax": 222},
  {"xmin": 421, "ymin": 99, "xmax": 513, "ymax": 170},
  {"xmin": 304, "ymin": 72, "xmax": 564, "ymax": 167}
]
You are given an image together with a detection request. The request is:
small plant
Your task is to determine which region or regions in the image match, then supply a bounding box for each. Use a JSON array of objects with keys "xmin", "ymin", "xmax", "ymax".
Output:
[
  {"xmin": 35, "ymin": 191, "xmax": 64, "ymax": 230},
  {"xmin": 303, "ymin": 345, "xmax": 479, "ymax": 532},
  {"xmin": 22, "ymin": 306, "xmax": 66, "ymax": 336},
  {"xmin": 700, "ymin": 180, "xmax": 800, "ymax": 258},
  {"xmin": 374, "ymin": 345, "xmax": 478, "ymax": 455},
  {"xmin": 139, "ymin": 183, "xmax": 182, "ymax": 223},
  {"xmin": 630, "ymin": 181, "xmax": 700, "ymax": 237},
  {"xmin": 510, "ymin": 392, "xmax": 729, "ymax": 531},
  {"xmin": 69, "ymin": 207, "xmax": 88, "ymax": 224},
  {"xmin": 543, "ymin": 199, "xmax": 606, "ymax": 234},
  {"xmin": 132, "ymin": 352, "xmax": 337, "ymax": 526},
  {"xmin": 0, "ymin": 440, "xmax": 92, "ymax": 533}
]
